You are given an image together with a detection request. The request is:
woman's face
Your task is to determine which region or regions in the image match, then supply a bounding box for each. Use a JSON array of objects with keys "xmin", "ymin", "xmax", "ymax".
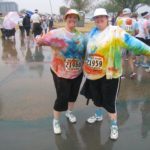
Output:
[
  {"xmin": 94, "ymin": 15, "xmax": 108, "ymax": 30},
  {"xmin": 65, "ymin": 14, "xmax": 78, "ymax": 29}
]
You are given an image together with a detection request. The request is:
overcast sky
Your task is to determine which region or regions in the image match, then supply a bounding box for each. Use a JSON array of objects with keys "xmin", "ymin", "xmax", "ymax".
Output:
[{"xmin": 12, "ymin": 0, "xmax": 67, "ymax": 14}]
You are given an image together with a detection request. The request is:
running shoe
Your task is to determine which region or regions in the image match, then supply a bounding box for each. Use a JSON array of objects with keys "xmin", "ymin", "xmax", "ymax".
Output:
[
  {"xmin": 121, "ymin": 75, "xmax": 126, "ymax": 80},
  {"xmin": 65, "ymin": 111, "xmax": 77, "ymax": 123},
  {"xmin": 145, "ymin": 67, "xmax": 150, "ymax": 73},
  {"xmin": 87, "ymin": 114, "xmax": 103, "ymax": 124},
  {"xmin": 110, "ymin": 125, "xmax": 119, "ymax": 140},
  {"xmin": 130, "ymin": 72, "xmax": 136, "ymax": 78},
  {"xmin": 141, "ymin": 63, "xmax": 149, "ymax": 68},
  {"xmin": 53, "ymin": 119, "xmax": 61, "ymax": 134},
  {"xmin": 134, "ymin": 62, "xmax": 141, "ymax": 67}
]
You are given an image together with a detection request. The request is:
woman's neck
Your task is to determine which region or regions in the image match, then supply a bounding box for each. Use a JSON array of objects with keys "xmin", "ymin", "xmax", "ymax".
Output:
[
  {"xmin": 98, "ymin": 25, "xmax": 109, "ymax": 32},
  {"xmin": 65, "ymin": 26, "xmax": 75, "ymax": 32}
]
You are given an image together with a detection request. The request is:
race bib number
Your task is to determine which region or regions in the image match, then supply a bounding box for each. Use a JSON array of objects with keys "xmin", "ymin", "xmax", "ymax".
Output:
[
  {"xmin": 86, "ymin": 56, "xmax": 103, "ymax": 70},
  {"xmin": 65, "ymin": 58, "xmax": 81, "ymax": 71},
  {"xmin": 125, "ymin": 25, "xmax": 132, "ymax": 33}
]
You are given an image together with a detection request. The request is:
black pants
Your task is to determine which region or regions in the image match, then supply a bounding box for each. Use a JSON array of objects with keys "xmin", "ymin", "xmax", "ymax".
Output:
[
  {"xmin": 4, "ymin": 28, "xmax": 15, "ymax": 37},
  {"xmin": 81, "ymin": 76, "xmax": 120, "ymax": 113},
  {"xmin": 51, "ymin": 69, "xmax": 83, "ymax": 111},
  {"xmin": 24, "ymin": 27, "xmax": 30, "ymax": 36},
  {"xmin": 32, "ymin": 23, "xmax": 42, "ymax": 37}
]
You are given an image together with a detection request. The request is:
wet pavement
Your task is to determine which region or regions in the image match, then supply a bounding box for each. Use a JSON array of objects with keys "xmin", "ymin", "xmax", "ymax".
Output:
[{"xmin": 0, "ymin": 31, "xmax": 150, "ymax": 150}]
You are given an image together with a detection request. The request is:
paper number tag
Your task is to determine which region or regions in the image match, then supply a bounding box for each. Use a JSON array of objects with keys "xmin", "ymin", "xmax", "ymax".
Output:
[
  {"xmin": 65, "ymin": 58, "xmax": 81, "ymax": 71},
  {"xmin": 86, "ymin": 56, "xmax": 103, "ymax": 70}
]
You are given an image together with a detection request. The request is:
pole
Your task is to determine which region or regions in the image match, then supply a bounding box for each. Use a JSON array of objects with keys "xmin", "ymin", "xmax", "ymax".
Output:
[{"xmin": 49, "ymin": 0, "xmax": 53, "ymax": 14}]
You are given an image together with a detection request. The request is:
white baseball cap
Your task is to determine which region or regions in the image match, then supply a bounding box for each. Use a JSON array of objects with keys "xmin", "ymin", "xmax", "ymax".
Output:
[
  {"xmin": 122, "ymin": 8, "xmax": 131, "ymax": 15},
  {"xmin": 93, "ymin": 8, "xmax": 108, "ymax": 18},
  {"xmin": 64, "ymin": 9, "xmax": 80, "ymax": 20}
]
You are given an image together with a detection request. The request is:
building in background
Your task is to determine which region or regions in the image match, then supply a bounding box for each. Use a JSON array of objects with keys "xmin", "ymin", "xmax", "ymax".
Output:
[{"xmin": 0, "ymin": 0, "xmax": 18, "ymax": 14}]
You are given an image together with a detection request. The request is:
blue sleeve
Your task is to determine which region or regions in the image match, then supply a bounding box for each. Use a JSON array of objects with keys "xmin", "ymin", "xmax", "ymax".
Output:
[{"xmin": 123, "ymin": 33, "xmax": 150, "ymax": 56}]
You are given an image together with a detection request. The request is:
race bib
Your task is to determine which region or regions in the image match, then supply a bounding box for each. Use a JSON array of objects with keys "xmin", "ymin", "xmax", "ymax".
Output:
[
  {"xmin": 124, "ymin": 25, "xmax": 132, "ymax": 33},
  {"xmin": 86, "ymin": 56, "xmax": 103, "ymax": 70},
  {"xmin": 65, "ymin": 58, "xmax": 81, "ymax": 71}
]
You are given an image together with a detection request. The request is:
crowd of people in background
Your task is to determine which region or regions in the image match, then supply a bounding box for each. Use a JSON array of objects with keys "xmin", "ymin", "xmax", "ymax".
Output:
[
  {"xmin": 114, "ymin": 8, "xmax": 150, "ymax": 73},
  {"xmin": 0, "ymin": 9, "xmax": 65, "ymax": 41}
]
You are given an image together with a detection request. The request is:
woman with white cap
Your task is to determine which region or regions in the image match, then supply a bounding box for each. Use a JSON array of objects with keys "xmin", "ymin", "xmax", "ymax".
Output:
[
  {"xmin": 81, "ymin": 8, "xmax": 150, "ymax": 140},
  {"xmin": 36, "ymin": 9, "xmax": 85, "ymax": 134}
]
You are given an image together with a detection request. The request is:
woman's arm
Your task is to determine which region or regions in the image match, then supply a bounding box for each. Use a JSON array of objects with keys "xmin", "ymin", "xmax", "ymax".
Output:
[
  {"xmin": 35, "ymin": 30, "xmax": 68, "ymax": 49},
  {"xmin": 119, "ymin": 27, "xmax": 150, "ymax": 56}
]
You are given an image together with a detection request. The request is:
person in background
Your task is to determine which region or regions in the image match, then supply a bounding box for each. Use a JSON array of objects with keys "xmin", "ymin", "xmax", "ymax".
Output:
[
  {"xmin": 18, "ymin": 14, "xmax": 24, "ymax": 37},
  {"xmin": 36, "ymin": 9, "xmax": 85, "ymax": 135},
  {"xmin": 81, "ymin": 8, "xmax": 150, "ymax": 140},
  {"xmin": 41, "ymin": 15, "xmax": 48, "ymax": 34},
  {"xmin": 0, "ymin": 12, "xmax": 5, "ymax": 38},
  {"xmin": 48, "ymin": 15, "xmax": 54, "ymax": 31},
  {"xmin": 116, "ymin": 8, "xmax": 139, "ymax": 79},
  {"xmin": 23, "ymin": 11, "xmax": 31, "ymax": 38},
  {"xmin": 133, "ymin": 12, "xmax": 149, "ymax": 69},
  {"xmin": 111, "ymin": 15, "xmax": 115, "ymax": 25},
  {"xmin": 141, "ymin": 11, "xmax": 150, "ymax": 72},
  {"xmin": 3, "ymin": 27, "xmax": 16, "ymax": 40},
  {"xmin": 30, "ymin": 9, "xmax": 42, "ymax": 37},
  {"xmin": 115, "ymin": 10, "xmax": 123, "ymax": 25}
]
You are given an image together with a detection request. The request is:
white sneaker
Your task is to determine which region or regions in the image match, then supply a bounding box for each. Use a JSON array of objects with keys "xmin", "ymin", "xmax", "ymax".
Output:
[
  {"xmin": 53, "ymin": 120, "xmax": 61, "ymax": 134},
  {"xmin": 65, "ymin": 111, "xmax": 77, "ymax": 123},
  {"xmin": 130, "ymin": 72, "xmax": 136, "ymax": 78},
  {"xmin": 110, "ymin": 125, "xmax": 119, "ymax": 140},
  {"xmin": 145, "ymin": 67, "xmax": 150, "ymax": 72},
  {"xmin": 87, "ymin": 114, "xmax": 103, "ymax": 124}
]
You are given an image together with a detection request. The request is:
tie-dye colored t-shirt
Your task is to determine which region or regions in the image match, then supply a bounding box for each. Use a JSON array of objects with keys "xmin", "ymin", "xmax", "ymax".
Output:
[
  {"xmin": 116, "ymin": 17, "xmax": 138, "ymax": 35},
  {"xmin": 83, "ymin": 25, "xmax": 150, "ymax": 80},
  {"xmin": 37, "ymin": 28, "xmax": 85, "ymax": 79}
]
